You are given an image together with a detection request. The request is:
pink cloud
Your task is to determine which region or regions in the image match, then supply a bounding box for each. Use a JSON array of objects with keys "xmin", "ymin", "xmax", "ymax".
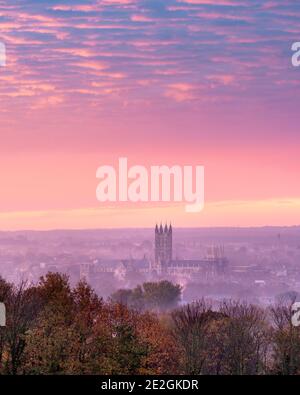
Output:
[
  {"xmin": 131, "ymin": 14, "xmax": 152, "ymax": 22},
  {"xmin": 102, "ymin": 0, "xmax": 135, "ymax": 4},
  {"xmin": 177, "ymin": 0, "xmax": 245, "ymax": 5},
  {"xmin": 207, "ymin": 74, "xmax": 235, "ymax": 85},
  {"xmin": 165, "ymin": 83, "xmax": 196, "ymax": 102},
  {"xmin": 73, "ymin": 61, "xmax": 108, "ymax": 71}
]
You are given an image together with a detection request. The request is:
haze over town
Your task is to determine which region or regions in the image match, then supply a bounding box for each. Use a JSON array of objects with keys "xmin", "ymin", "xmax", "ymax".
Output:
[{"xmin": 1, "ymin": 225, "xmax": 300, "ymax": 306}]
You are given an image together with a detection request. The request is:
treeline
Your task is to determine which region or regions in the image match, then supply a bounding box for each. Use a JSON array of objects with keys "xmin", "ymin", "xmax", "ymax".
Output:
[
  {"xmin": 0, "ymin": 273, "xmax": 300, "ymax": 375},
  {"xmin": 110, "ymin": 281, "xmax": 182, "ymax": 312}
]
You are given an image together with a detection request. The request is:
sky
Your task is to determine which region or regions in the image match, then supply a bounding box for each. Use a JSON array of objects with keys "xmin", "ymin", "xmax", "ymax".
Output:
[{"xmin": 0, "ymin": 0, "xmax": 300, "ymax": 230}]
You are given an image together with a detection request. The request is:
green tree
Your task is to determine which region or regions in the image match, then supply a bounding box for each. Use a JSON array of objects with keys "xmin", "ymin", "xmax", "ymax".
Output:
[
  {"xmin": 111, "ymin": 281, "xmax": 182, "ymax": 313},
  {"xmin": 143, "ymin": 281, "xmax": 182, "ymax": 312}
]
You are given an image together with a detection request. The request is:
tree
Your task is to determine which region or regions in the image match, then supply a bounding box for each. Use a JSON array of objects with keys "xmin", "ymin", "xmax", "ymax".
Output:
[
  {"xmin": 111, "ymin": 281, "xmax": 182, "ymax": 313},
  {"xmin": 108, "ymin": 303, "xmax": 148, "ymax": 374},
  {"xmin": 270, "ymin": 300, "xmax": 300, "ymax": 375},
  {"xmin": 37, "ymin": 272, "xmax": 73, "ymax": 320},
  {"xmin": 1, "ymin": 281, "xmax": 42, "ymax": 374},
  {"xmin": 24, "ymin": 308, "xmax": 77, "ymax": 374},
  {"xmin": 110, "ymin": 287, "xmax": 144, "ymax": 311},
  {"xmin": 137, "ymin": 312, "xmax": 181, "ymax": 374},
  {"xmin": 219, "ymin": 300, "xmax": 270, "ymax": 375},
  {"xmin": 0, "ymin": 277, "xmax": 12, "ymax": 373},
  {"xmin": 69, "ymin": 281, "xmax": 104, "ymax": 373},
  {"xmin": 172, "ymin": 300, "xmax": 220, "ymax": 374},
  {"xmin": 23, "ymin": 275, "xmax": 105, "ymax": 374},
  {"xmin": 143, "ymin": 281, "xmax": 182, "ymax": 312}
]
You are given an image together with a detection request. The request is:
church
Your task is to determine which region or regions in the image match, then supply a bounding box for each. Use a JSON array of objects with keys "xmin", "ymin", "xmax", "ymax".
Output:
[{"xmin": 153, "ymin": 223, "xmax": 227, "ymax": 279}]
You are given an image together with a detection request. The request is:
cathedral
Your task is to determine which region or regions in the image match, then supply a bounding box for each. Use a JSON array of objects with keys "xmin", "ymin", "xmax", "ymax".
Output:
[
  {"xmin": 154, "ymin": 223, "xmax": 227, "ymax": 278},
  {"xmin": 81, "ymin": 224, "xmax": 228, "ymax": 282},
  {"xmin": 155, "ymin": 223, "xmax": 172, "ymax": 272}
]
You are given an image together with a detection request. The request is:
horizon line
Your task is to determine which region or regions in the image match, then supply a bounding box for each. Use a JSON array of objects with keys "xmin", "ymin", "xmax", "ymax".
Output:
[{"xmin": 1, "ymin": 224, "xmax": 300, "ymax": 233}]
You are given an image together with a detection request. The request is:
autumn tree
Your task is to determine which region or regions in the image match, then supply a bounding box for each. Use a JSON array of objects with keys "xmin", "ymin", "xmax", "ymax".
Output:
[
  {"xmin": 0, "ymin": 280, "xmax": 42, "ymax": 374},
  {"xmin": 23, "ymin": 273, "xmax": 75, "ymax": 374},
  {"xmin": 219, "ymin": 300, "xmax": 271, "ymax": 375},
  {"xmin": 172, "ymin": 300, "xmax": 222, "ymax": 374},
  {"xmin": 107, "ymin": 303, "xmax": 148, "ymax": 374},
  {"xmin": 37, "ymin": 272, "xmax": 74, "ymax": 320},
  {"xmin": 0, "ymin": 277, "xmax": 12, "ymax": 373},
  {"xmin": 136, "ymin": 312, "xmax": 181, "ymax": 374},
  {"xmin": 270, "ymin": 301, "xmax": 300, "ymax": 375}
]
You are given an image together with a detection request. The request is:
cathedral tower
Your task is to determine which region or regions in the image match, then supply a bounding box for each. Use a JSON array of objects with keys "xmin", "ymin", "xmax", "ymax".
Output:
[{"xmin": 155, "ymin": 223, "xmax": 172, "ymax": 272}]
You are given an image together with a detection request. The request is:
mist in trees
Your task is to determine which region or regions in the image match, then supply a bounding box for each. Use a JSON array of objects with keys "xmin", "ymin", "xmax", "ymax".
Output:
[
  {"xmin": 110, "ymin": 280, "xmax": 182, "ymax": 312},
  {"xmin": 1, "ymin": 272, "xmax": 300, "ymax": 375}
]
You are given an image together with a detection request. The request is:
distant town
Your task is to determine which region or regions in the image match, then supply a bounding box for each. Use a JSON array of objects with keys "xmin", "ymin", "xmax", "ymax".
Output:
[{"xmin": 0, "ymin": 225, "xmax": 300, "ymax": 305}]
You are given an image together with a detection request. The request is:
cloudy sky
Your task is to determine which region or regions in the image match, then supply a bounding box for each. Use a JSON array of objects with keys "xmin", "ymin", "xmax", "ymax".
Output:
[{"xmin": 0, "ymin": 0, "xmax": 299, "ymax": 229}]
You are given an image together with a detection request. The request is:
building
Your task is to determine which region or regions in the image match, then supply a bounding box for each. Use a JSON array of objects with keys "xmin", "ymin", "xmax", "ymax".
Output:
[
  {"xmin": 154, "ymin": 223, "xmax": 228, "ymax": 278},
  {"xmin": 80, "ymin": 257, "xmax": 150, "ymax": 282},
  {"xmin": 154, "ymin": 223, "xmax": 172, "ymax": 270},
  {"xmin": 80, "ymin": 224, "xmax": 228, "ymax": 282}
]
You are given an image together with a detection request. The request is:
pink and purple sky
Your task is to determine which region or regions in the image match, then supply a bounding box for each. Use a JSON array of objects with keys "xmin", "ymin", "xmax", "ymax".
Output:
[{"xmin": 0, "ymin": 0, "xmax": 299, "ymax": 230}]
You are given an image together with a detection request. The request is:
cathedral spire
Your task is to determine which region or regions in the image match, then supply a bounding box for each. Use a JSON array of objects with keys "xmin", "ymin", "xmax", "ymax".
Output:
[{"xmin": 155, "ymin": 222, "xmax": 173, "ymax": 273}]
